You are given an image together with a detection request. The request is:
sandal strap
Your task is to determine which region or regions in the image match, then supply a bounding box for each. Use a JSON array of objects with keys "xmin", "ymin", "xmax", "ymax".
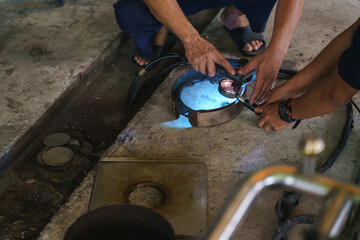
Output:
[{"xmin": 227, "ymin": 26, "xmax": 265, "ymax": 47}]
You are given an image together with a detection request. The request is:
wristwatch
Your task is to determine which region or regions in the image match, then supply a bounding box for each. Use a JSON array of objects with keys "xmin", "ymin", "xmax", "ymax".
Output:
[{"xmin": 278, "ymin": 99, "xmax": 298, "ymax": 123}]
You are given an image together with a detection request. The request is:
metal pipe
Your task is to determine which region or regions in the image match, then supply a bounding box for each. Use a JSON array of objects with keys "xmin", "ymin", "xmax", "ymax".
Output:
[
  {"xmin": 204, "ymin": 165, "xmax": 360, "ymax": 240},
  {"xmin": 317, "ymin": 190, "xmax": 353, "ymax": 238}
]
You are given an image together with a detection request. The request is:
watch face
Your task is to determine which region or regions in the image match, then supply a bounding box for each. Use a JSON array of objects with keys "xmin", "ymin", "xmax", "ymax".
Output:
[{"xmin": 278, "ymin": 99, "xmax": 295, "ymax": 122}]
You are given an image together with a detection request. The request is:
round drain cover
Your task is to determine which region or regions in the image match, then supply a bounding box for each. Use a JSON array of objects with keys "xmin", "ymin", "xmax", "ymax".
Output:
[
  {"xmin": 43, "ymin": 133, "xmax": 71, "ymax": 147},
  {"xmin": 43, "ymin": 147, "xmax": 74, "ymax": 167},
  {"xmin": 127, "ymin": 182, "xmax": 166, "ymax": 209}
]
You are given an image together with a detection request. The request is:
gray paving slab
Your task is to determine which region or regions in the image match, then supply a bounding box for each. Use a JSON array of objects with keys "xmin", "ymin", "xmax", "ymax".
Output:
[
  {"xmin": 38, "ymin": 1, "xmax": 360, "ymax": 239},
  {"xmin": 0, "ymin": 0, "xmax": 121, "ymax": 168}
]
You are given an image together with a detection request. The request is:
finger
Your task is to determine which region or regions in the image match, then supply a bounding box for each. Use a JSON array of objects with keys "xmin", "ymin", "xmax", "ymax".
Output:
[
  {"xmin": 215, "ymin": 54, "xmax": 235, "ymax": 75},
  {"xmin": 199, "ymin": 60, "xmax": 207, "ymax": 75},
  {"xmin": 192, "ymin": 61, "xmax": 199, "ymax": 72},
  {"xmin": 237, "ymin": 60, "xmax": 256, "ymax": 75},
  {"xmin": 257, "ymin": 116, "xmax": 266, "ymax": 128},
  {"xmin": 254, "ymin": 105, "xmax": 265, "ymax": 114},
  {"xmin": 263, "ymin": 124, "xmax": 273, "ymax": 131},
  {"xmin": 256, "ymin": 92, "xmax": 270, "ymax": 105},
  {"xmin": 256, "ymin": 90, "xmax": 270, "ymax": 105},
  {"xmin": 256, "ymin": 78, "xmax": 274, "ymax": 104},
  {"xmin": 207, "ymin": 59, "xmax": 216, "ymax": 77},
  {"xmin": 249, "ymin": 73, "xmax": 264, "ymax": 104}
]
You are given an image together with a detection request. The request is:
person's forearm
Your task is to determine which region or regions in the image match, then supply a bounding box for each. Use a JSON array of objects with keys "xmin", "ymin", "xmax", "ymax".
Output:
[
  {"xmin": 279, "ymin": 18, "xmax": 360, "ymax": 97},
  {"xmin": 291, "ymin": 69, "xmax": 357, "ymax": 120},
  {"xmin": 143, "ymin": 0, "xmax": 199, "ymax": 44},
  {"xmin": 267, "ymin": 0, "xmax": 303, "ymax": 58}
]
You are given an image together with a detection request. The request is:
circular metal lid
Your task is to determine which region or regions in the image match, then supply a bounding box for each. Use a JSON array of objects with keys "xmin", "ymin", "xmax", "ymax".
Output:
[
  {"xmin": 43, "ymin": 147, "xmax": 74, "ymax": 167},
  {"xmin": 43, "ymin": 133, "xmax": 71, "ymax": 147}
]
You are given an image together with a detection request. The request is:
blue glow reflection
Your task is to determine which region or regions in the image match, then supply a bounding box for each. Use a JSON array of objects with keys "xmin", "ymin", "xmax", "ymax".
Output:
[
  {"xmin": 159, "ymin": 115, "xmax": 192, "ymax": 129},
  {"xmin": 181, "ymin": 81, "xmax": 236, "ymax": 110},
  {"xmin": 159, "ymin": 78, "xmax": 238, "ymax": 129}
]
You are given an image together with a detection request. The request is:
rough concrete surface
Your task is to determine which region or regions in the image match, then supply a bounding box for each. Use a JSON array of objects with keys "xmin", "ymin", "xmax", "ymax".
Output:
[
  {"xmin": 38, "ymin": 0, "xmax": 360, "ymax": 239},
  {"xmin": 0, "ymin": 0, "xmax": 120, "ymax": 167}
]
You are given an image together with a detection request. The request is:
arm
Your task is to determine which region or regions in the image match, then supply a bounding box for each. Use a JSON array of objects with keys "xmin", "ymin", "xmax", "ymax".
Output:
[
  {"xmin": 291, "ymin": 70, "xmax": 357, "ymax": 119},
  {"xmin": 256, "ymin": 18, "xmax": 360, "ymax": 131},
  {"xmin": 238, "ymin": 0, "xmax": 304, "ymax": 104},
  {"xmin": 143, "ymin": 0, "xmax": 235, "ymax": 76},
  {"xmin": 263, "ymin": 17, "xmax": 360, "ymax": 105},
  {"xmin": 257, "ymin": 70, "xmax": 357, "ymax": 131}
]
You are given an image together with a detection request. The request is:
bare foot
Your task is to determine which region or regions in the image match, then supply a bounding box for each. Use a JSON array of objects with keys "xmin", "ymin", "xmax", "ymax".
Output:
[
  {"xmin": 219, "ymin": 5, "xmax": 263, "ymax": 53},
  {"xmin": 134, "ymin": 26, "xmax": 169, "ymax": 66}
]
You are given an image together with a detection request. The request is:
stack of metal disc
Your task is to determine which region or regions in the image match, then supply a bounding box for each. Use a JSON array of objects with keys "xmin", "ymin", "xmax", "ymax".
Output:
[{"xmin": 37, "ymin": 133, "xmax": 75, "ymax": 170}]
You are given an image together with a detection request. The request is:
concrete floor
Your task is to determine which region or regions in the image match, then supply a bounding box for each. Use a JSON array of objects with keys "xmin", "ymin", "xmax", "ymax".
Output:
[{"xmin": 1, "ymin": 0, "xmax": 360, "ymax": 239}]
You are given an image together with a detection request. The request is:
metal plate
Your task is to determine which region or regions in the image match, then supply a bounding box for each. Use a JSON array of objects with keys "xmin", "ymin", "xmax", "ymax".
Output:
[
  {"xmin": 43, "ymin": 132, "xmax": 71, "ymax": 147},
  {"xmin": 43, "ymin": 146, "xmax": 74, "ymax": 167},
  {"xmin": 90, "ymin": 158, "xmax": 207, "ymax": 237}
]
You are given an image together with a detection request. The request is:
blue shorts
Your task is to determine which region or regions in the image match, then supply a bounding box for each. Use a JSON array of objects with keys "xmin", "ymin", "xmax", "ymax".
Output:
[
  {"xmin": 338, "ymin": 24, "xmax": 360, "ymax": 90},
  {"xmin": 113, "ymin": 0, "xmax": 277, "ymax": 57}
]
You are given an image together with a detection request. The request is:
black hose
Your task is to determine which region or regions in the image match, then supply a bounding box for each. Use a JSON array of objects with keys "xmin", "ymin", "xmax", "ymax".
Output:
[
  {"xmin": 278, "ymin": 69, "xmax": 298, "ymax": 78},
  {"xmin": 316, "ymin": 103, "xmax": 354, "ymax": 173},
  {"xmin": 351, "ymin": 100, "xmax": 360, "ymax": 114},
  {"xmin": 272, "ymin": 215, "xmax": 317, "ymax": 240},
  {"xmin": 274, "ymin": 102, "xmax": 356, "ymax": 239},
  {"xmin": 126, "ymin": 53, "xmax": 187, "ymax": 109},
  {"xmin": 147, "ymin": 60, "xmax": 188, "ymax": 87}
]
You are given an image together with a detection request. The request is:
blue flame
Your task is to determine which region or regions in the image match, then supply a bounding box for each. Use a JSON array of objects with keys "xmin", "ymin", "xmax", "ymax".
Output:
[{"xmin": 158, "ymin": 115, "xmax": 192, "ymax": 129}]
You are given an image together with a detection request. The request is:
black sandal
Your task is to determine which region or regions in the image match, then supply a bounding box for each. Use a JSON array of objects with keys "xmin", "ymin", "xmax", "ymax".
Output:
[{"xmin": 225, "ymin": 26, "xmax": 266, "ymax": 57}]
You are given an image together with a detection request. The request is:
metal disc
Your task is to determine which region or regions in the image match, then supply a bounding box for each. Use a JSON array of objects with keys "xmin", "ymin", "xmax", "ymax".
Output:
[
  {"xmin": 43, "ymin": 133, "xmax": 71, "ymax": 147},
  {"xmin": 43, "ymin": 147, "xmax": 74, "ymax": 167},
  {"xmin": 36, "ymin": 147, "xmax": 50, "ymax": 166}
]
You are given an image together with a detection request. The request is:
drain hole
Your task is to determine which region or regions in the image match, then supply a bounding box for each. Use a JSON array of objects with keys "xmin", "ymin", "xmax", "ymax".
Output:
[{"xmin": 126, "ymin": 182, "xmax": 166, "ymax": 209}]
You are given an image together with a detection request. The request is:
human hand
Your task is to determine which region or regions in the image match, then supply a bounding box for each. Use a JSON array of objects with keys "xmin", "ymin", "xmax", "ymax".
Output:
[
  {"xmin": 183, "ymin": 35, "xmax": 235, "ymax": 77},
  {"xmin": 254, "ymin": 84, "xmax": 291, "ymax": 115},
  {"xmin": 255, "ymin": 101, "xmax": 291, "ymax": 131},
  {"xmin": 238, "ymin": 48, "xmax": 283, "ymax": 105}
]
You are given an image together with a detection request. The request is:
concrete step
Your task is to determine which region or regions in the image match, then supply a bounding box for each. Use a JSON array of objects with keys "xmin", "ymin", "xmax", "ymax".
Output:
[{"xmin": 0, "ymin": 0, "xmax": 123, "ymax": 172}]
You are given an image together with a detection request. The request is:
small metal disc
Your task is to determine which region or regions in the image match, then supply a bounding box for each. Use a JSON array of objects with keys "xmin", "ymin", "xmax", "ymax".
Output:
[
  {"xmin": 43, "ymin": 147, "xmax": 74, "ymax": 167},
  {"xmin": 44, "ymin": 153, "xmax": 78, "ymax": 171},
  {"xmin": 43, "ymin": 133, "xmax": 71, "ymax": 147}
]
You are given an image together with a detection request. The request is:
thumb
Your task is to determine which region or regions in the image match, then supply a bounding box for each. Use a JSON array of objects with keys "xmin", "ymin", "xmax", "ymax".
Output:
[{"xmin": 254, "ymin": 105, "xmax": 265, "ymax": 114}]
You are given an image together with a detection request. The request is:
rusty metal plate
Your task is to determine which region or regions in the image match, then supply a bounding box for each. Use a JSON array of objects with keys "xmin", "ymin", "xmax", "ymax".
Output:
[{"xmin": 89, "ymin": 158, "xmax": 207, "ymax": 238}]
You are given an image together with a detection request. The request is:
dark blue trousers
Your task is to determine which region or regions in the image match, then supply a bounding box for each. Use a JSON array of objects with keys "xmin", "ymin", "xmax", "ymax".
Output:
[
  {"xmin": 338, "ymin": 24, "xmax": 360, "ymax": 90},
  {"xmin": 113, "ymin": 0, "xmax": 277, "ymax": 58}
]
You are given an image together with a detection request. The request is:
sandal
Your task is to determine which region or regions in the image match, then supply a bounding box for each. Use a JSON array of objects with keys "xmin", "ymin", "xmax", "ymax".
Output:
[{"xmin": 225, "ymin": 26, "xmax": 266, "ymax": 57}]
